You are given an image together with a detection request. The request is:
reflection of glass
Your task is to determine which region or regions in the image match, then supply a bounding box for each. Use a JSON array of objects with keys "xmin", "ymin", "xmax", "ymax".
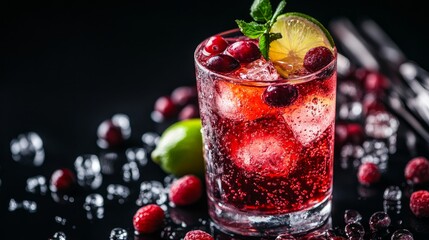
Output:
[{"xmin": 194, "ymin": 29, "xmax": 337, "ymax": 236}]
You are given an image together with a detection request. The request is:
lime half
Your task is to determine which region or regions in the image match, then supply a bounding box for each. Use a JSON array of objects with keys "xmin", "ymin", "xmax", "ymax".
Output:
[
  {"xmin": 268, "ymin": 12, "xmax": 335, "ymax": 77},
  {"xmin": 151, "ymin": 118, "xmax": 205, "ymax": 177}
]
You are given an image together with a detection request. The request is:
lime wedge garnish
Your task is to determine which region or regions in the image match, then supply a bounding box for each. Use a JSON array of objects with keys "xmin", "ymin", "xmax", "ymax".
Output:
[{"xmin": 268, "ymin": 12, "xmax": 334, "ymax": 77}]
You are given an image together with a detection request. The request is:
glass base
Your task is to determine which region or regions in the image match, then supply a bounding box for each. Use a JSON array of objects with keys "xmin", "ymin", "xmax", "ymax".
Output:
[{"xmin": 208, "ymin": 196, "xmax": 332, "ymax": 237}]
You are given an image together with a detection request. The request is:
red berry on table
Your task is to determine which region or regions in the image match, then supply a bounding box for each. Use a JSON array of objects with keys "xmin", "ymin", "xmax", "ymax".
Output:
[
  {"xmin": 226, "ymin": 40, "xmax": 261, "ymax": 63},
  {"xmin": 303, "ymin": 46, "xmax": 334, "ymax": 73},
  {"xmin": 262, "ymin": 84, "xmax": 298, "ymax": 107},
  {"xmin": 206, "ymin": 54, "xmax": 240, "ymax": 73},
  {"xmin": 357, "ymin": 162, "xmax": 381, "ymax": 186},
  {"xmin": 49, "ymin": 168, "xmax": 76, "ymax": 192},
  {"xmin": 203, "ymin": 35, "xmax": 229, "ymax": 56},
  {"xmin": 171, "ymin": 86, "xmax": 197, "ymax": 106},
  {"xmin": 363, "ymin": 71, "xmax": 389, "ymax": 93},
  {"xmin": 404, "ymin": 156, "xmax": 429, "ymax": 184},
  {"xmin": 154, "ymin": 96, "xmax": 177, "ymax": 119},
  {"xmin": 335, "ymin": 123, "xmax": 365, "ymax": 146},
  {"xmin": 409, "ymin": 190, "xmax": 429, "ymax": 218},
  {"xmin": 184, "ymin": 230, "xmax": 214, "ymax": 240},
  {"xmin": 178, "ymin": 104, "xmax": 199, "ymax": 120},
  {"xmin": 169, "ymin": 174, "xmax": 203, "ymax": 206},
  {"xmin": 97, "ymin": 120, "xmax": 124, "ymax": 148},
  {"xmin": 133, "ymin": 204, "xmax": 165, "ymax": 234}
]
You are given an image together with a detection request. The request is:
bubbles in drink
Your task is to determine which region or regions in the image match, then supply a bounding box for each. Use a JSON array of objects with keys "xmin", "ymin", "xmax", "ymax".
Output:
[
  {"xmin": 74, "ymin": 154, "xmax": 103, "ymax": 189},
  {"xmin": 10, "ymin": 132, "xmax": 45, "ymax": 166},
  {"xmin": 26, "ymin": 175, "xmax": 47, "ymax": 195},
  {"xmin": 106, "ymin": 184, "xmax": 130, "ymax": 204},
  {"xmin": 109, "ymin": 227, "xmax": 128, "ymax": 240},
  {"xmin": 83, "ymin": 193, "xmax": 104, "ymax": 220},
  {"xmin": 283, "ymin": 96, "xmax": 335, "ymax": 145}
]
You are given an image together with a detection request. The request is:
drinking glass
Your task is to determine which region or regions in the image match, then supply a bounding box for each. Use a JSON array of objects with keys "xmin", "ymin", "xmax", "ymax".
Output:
[{"xmin": 194, "ymin": 29, "xmax": 337, "ymax": 236}]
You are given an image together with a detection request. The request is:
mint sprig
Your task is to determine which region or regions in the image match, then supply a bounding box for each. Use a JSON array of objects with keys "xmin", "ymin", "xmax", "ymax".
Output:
[{"xmin": 236, "ymin": 0, "xmax": 286, "ymax": 60}]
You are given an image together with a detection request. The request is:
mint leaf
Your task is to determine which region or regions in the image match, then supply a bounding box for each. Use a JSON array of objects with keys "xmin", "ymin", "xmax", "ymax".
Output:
[
  {"xmin": 237, "ymin": 0, "xmax": 286, "ymax": 60},
  {"xmin": 259, "ymin": 33, "xmax": 269, "ymax": 60},
  {"xmin": 271, "ymin": 0, "xmax": 287, "ymax": 25},
  {"xmin": 250, "ymin": 0, "xmax": 272, "ymax": 22},
  {"xmin": 259, "ymin": 32, "xmax": 282, "ymax": 59},
  {"xmin": 235, "ymin": 20, "xmax": 266, "ymax": 39}
]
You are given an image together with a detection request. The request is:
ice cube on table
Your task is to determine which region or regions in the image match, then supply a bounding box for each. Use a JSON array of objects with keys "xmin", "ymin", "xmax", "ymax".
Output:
[{"xmin": 283, "ymin": 96, "xmax": 335, "ymax": 145}]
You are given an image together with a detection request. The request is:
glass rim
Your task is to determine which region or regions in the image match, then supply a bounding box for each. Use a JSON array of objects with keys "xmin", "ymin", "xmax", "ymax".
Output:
[{"xmin": 194, "ymin": 28, "xmax": 337, "ymax": 85}]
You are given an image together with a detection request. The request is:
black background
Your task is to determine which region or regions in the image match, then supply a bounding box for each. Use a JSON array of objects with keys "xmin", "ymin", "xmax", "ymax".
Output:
[{"xmin": 1, "ymin": 0, "xmax": 429, "ymax": 239}]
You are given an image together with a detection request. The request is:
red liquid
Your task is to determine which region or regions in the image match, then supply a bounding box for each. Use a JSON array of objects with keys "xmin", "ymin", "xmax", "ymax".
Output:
[{"xmin": 195, "ymin": 37, "xmax": 336, "ymax": 215}]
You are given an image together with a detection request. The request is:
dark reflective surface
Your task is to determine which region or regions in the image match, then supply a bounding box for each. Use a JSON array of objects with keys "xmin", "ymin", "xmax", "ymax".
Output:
[{"xmin": 1, "ymin": 1, "xmax": 429, "ymax": 239}]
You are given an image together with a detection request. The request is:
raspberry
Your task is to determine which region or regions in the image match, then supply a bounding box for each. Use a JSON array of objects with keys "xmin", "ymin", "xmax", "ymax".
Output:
[
  {"xmin": 409, "ymin": 190, "xmax": 429, "ymax": 218},
  {"xmin": 169, "ymin": 175, "xmax": 203, "ymax": 206},
  {"xmin": 404, "ymin": 156, "xmax": 429, "ymax": 184},
  {"xmin": 357, "ymin": 162, "xmax": 381, "ymax": 186},
  {"xmin": 49, "ymin": 168, "xmax": 76, "ymax": 192},
  {"xmin": 184, "ymin": 230, "xmax": 214, "ymax": 240},
  {"xmin": 132, "ymin": 204, "xmax": 165, "ymax": 234},
  {"xmin": 303, "ymin": 46, "xmax": 334, "ymax": 73}
]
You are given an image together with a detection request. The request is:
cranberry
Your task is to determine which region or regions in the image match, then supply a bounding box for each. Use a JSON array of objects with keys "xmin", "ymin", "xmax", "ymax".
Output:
[
  {"xmin": 262, "ymin": 84, "xmax": 298, "ymax": 107},
  {"xmin": 97, "ymin": 120, "xmax": 124, "ymax": 148},
  {"xmin": 391, "ymin": 229, "xmax": 414, "ymax": 240},
  {"xmin": 368, "ymin": 211, "xmax": 391, "ymax": 231},
  {"xmin": 49, "ymin": 168, "xmax": 76, "ymax": 192},
  {"xmin": 335, "ymin": 123, "xmax": 364, "ymax": 146},
  {"xmin": 344, "ymin": 222, "xmax": 365, "ymax": 238},
  {"xmin": 275, "ymin": 233, "xmax": 296, "ymax": 239},
  {"xmin": 357, "ymin": 162, "xmax": 381, "ymax": 186},
  {"xmin": 303, "ymin": 46, "xmax": 334, "ymax": 73},
  {"xmin": 404, "ymin": 156, "xmax": 429, "ymax": 184},
  {"xmin": 154, "ymin": 95, "xmax": 177, "ymax": 119},
  {"xmin": 410, "ymin": 190, "xmax": 429, "ymax": 218},
  {"xmin": 206, "ymin": 54, "xmax": 240, "ymax": 72},
  {"xmin": 170, "ymin": 86, "xmax": 197, "ymax": 106},
  {"xmin": 203, "ymin": 35, "xmax": 229, "ymax": 55},
  {"xmin": 178, "ymin": 104, "xmax": 199, "ymax": 120},
  {"xmin": 362, "ymin": 93, "xmax": 385, "ymax": 115},
  {"xmin": 226, "ymin": 40, "xmax": 261, "ymax": 63},
  {"xmin": 344, "ymin": 209, "xmax": 362, "ymax": 224},
  {"xmin": 363, "ymin": 71, "xmax": 389, "ymax": 93}
]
